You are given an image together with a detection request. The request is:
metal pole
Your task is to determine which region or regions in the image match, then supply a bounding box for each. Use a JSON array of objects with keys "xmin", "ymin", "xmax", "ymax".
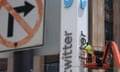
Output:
[{"xmin": 14, "ymin": 49, "xmax": 33, "ymax": 72}]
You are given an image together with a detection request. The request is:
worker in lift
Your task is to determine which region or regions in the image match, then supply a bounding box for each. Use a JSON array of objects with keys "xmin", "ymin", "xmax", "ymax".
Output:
[
  {"xmin": 85, "ymin": 43, "xmax": 103, "ymax": 64},
  {"xmin": 85, "ymin": 42, "xmax": 93, "ymax": 62}
]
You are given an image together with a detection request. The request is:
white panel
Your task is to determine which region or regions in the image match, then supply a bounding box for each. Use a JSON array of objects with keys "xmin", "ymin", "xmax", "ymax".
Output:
[
  {"xmin": 60, "ymin": 0, "xmax": 88, "ymax": 72},
  {"xmin": 78, "ymin": 0, "xmax": 88, "ymax": 72},
  {"xmin": 60, "ymin": 0, "xmax": 79, "ymax": 72}
]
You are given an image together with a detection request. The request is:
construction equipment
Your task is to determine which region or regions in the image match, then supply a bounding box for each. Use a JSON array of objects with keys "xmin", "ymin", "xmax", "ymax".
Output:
[{"xmin": 81, "ymin": 41, "xmax": 120, "ymax": 69}]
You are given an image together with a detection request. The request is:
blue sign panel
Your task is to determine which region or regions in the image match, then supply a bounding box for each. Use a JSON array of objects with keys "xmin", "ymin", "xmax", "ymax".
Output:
[
  {"xmin": 80, "ymin": 0, "xmax": 87, "ymax": 9},
  {"xmin": 64, "ymin": 0, "xmax": 73, "ymax": 8}
]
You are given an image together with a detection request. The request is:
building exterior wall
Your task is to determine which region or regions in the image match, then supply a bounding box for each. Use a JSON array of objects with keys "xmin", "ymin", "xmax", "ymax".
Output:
[
  {"xmin": 89, "ymin": 0, "xmax": 105, "ymax": 72},
  {"xmin": 113, "ymin": 0, "xmax": 120, "ymax": 71},
  {"xmin": 3, "ymin": 0, "xmax": 120, "ymax": 72}
]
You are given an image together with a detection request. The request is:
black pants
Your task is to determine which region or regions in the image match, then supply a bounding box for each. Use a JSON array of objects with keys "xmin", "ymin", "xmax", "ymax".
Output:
[{"xmin": 87, "ymin": 54, "xmax": 92, "ymax": 62}]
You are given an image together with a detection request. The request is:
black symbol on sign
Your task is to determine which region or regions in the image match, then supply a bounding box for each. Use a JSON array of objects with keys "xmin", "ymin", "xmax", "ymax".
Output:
[{"xmin": 7, "ymin": 1, "xmax": 35, "ymax": 37}]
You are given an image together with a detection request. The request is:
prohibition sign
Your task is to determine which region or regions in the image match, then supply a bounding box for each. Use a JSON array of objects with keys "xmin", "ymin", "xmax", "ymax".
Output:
[{"xmin": 0, "ymin": 0, "xmax": 43, "ymax": 48}]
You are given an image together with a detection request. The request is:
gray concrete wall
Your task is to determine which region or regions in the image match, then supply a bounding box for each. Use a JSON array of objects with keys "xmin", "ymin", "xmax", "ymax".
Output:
[{"xmin": 34, "ymin": 0, "xmax": 61, "ymax": 55}]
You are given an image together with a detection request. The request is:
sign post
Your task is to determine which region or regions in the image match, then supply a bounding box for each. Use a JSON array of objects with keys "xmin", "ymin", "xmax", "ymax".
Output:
[
  {"xmin": 60, "ymin": 0, "xmax": 88, "ymax": 72},
  {"xmin": 0, "ymin": 0, "xmax": 44, "ymax": 51},
  {"xmin": 14, "ymin": 50, "xmax": 33, "ymax": 72},
  {"xmin": 9, "ymin": 0, "xmax": 44, "ymax": 72}
]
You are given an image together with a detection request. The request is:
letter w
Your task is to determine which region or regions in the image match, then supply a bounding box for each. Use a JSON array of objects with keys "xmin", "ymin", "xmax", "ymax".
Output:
[{"xmin": 64, "ymin": 59, "xmax": 72, "ymax": 70}]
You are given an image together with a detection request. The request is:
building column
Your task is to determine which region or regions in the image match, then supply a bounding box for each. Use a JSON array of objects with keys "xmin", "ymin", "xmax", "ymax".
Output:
[
  {"xmin": 113, "ymin": 0, "xmax": 120, "ymax": 49},
  {"xmin": 7, "ymin": 57, "xmax": 13, "ymax": 72},
  {"xmin": 89, "ymin": 0, "xmax": 105, "ymax": 47},
  {"xmin": 113, "ymin": 0, "xmax": 120, "ymax": 71},
  {"xmin": 89, "ymin": 0, "xmax": 105, "ymax": 72},
  {"xmin": 33, "ymin": 56, "xmax": 44, "ymax": 72}
]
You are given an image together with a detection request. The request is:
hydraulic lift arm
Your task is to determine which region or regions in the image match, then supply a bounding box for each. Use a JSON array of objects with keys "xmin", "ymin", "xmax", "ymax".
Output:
[{"xmin": 102, "ymin": 41, "xmax": 120, "ymax": 68}]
